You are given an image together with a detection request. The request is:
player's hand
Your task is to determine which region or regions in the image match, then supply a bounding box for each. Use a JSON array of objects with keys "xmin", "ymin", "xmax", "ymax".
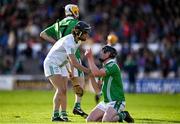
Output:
[
  {"xmin": 73, "ymin": 85, "xmax": 84, "ymax": 97},
  {"xmin": 88, "ymin": 70, "xmax": 93, "ymax": 77}
]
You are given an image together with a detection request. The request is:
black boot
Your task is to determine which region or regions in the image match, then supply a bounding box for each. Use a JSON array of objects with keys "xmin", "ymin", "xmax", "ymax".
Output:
[
  {"xmin": 52, "ymin": 116, "xmax": 65, "ymax": 122},
  {"xmin": 124, "ymin": 111, "xmax": 134, "ymax": 123},
  {"xmin": 73, "ymin": 107, "xmax": 88, "ymax": 118}
]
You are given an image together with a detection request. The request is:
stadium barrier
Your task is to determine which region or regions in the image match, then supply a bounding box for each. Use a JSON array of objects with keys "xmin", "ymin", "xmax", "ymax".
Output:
[
  {"xmin": 0, "ymin": 75, "xmax": 51, "ymax": 90},
  {"xmin": 0, "ymin": 75, "xmax": 14, "ymax": 90},
  {"xmin": 123, "ymin": 78, "xmax": 180, "ymax": 93},
  {"xmin": 0, "ymin": 75, "xmax": 180, "ymax": 93}
]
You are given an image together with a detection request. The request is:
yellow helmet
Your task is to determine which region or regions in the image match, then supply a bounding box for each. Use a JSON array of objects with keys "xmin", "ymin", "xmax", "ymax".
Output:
[
  {"xmin": 107, "ymin": 33, "xmax": 118, "ymax": 45},
  {"xmin": 65, "ymin": 4, "xmax": 79, "ymax": 18}
]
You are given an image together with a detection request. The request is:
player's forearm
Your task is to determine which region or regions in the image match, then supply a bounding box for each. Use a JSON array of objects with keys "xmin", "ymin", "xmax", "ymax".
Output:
[
  {"xmin": 40, "ymin": 32, "xmax": 56, "ymax": 44},
  {"xmin": 87, "ymin": 57, "xmax": 101, "ymax": 76},
  {"xmin": 69, "ymin": 54, "xmax": 90, "ymax": 73},
  {"xmin": 89, "ymin": 75, "xmax": 101, "ymax": 93},
  {"xmin": 73, "ymin": 61, "xmax": 90, "ymax": 73}
]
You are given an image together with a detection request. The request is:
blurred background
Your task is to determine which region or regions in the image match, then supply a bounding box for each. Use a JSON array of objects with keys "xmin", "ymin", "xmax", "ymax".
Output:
[{"xmin": 0, "ymin": 0, "xmax": 180, "ymax": 93}]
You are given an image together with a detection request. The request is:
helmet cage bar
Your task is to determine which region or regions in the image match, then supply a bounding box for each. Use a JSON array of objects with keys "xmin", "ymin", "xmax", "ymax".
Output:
[{"xmin": 68, "ymin": 8, "xmax": 76, "ymax": 18}]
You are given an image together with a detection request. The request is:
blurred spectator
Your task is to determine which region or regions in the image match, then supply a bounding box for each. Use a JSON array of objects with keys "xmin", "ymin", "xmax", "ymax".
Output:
[
  {"xmin": 1, "ymin": 50, "xmax": 14, "ymax": 74},
  {"xmin": 124, "ymin": 53, "xmax": 138, "ymax": 93}
]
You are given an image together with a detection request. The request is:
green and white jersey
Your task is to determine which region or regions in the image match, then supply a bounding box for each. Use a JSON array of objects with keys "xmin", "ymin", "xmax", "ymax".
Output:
[
  {"xmin": 102, "ymin": 59, "xmax": 125, "ymax": 103},
  {"xmin": 43, "ymin": 16, "xmax": 78, "ymax": 40}
]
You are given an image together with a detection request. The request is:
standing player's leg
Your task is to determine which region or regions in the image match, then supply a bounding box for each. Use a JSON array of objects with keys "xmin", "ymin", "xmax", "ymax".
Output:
[
  {"xmin": 44, "ymin": 61, "xmax": 69, "ymax": 122},
  {"xmin": 48, "ymin": 75, "xmax": 68, "ymax": 121},
  {"xmin": 72, "ymin": 49, "xmax": 88, "ymax": 118},
  {"xmin": 72, "ymin": 76, "xmax": 88, "ymax": 118}
]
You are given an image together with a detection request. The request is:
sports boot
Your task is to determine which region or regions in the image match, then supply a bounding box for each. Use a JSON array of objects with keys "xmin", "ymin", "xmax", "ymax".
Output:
[
  {"xmin": 52, "ymin": 116, "xmax": 65, "ymax": 122},
  {"xmin": 124, "ymin": 111, "xmax": 134, "ymax": 123},
  {"xmin": 73, "ymin": 107, "xmax": 88, "ymax": 118},
  {"xmin": 61, "ymin": 113, "xmax": 70, "ymax": 122}
]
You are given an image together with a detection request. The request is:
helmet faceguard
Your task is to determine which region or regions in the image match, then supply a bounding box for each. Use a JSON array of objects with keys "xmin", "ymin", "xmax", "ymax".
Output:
[
  {"xmin": 73, "ymin": 21, "xmax": 91, "ymax": 41},
  {"xmin": 99, "ymin": 45, "xmax": 117, "ymax": 62},
  {"xmin": 74, "ymin": 21, "xmax": 91, "ymax": 33},
  {"xmin": 102, "ymin": 45, "xmax": 117, "ymax": 58}
]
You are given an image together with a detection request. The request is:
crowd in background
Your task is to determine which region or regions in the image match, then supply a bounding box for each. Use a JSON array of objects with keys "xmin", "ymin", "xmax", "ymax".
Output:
[{"xmin": 0, "ymin": 0, "xmax": 180, "ymax": 78}]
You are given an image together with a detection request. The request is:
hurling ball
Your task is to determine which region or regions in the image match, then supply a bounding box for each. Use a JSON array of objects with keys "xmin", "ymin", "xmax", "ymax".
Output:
[{"xmin": 107, "ymin": 33, "xmax": 118, "ymax": 45}]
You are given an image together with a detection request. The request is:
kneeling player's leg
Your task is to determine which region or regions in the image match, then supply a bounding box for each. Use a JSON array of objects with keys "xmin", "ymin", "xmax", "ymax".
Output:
[
  {"xmin": 102, "ymin": 107, "xmax": 119, "ymax": 122},
  {"xmin": 86, "ymin": 107, "xmax": 104, "ymax": 122},
  {"xmin": 87, "ymin": 101, "xmax": 106, "ymax": 122},
  {"xmin": 102, "ymin": 101, "xmax": 126, "ymax": 122}
]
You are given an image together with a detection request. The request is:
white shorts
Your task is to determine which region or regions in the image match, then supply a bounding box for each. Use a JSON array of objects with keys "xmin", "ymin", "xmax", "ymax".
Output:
[
  {"xmin": 65, "ymin": 63, "xmax": 80, "ymax": 77},
  {"xmin": 43, "ymin": 60, "xmax": 81, "ymax": 77},
  {"xmin": 44, "ymin": 60, "xmax": 69, "ymax": 77},
  {"xmin": 96, "ymin": 101, "xmax": 126, "ymax": 113}
]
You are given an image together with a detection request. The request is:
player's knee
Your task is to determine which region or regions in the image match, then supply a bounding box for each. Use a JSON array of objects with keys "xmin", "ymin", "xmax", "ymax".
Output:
[
  {"xmin": 55, "ymin": 89, "xmax": 61, "ymax": 97},
  {"xmin": 86, "ymin": 118, "xmax": 93, "ymax": 122},
  {"xmin": 86, "ymin": 116, "xmax": 90, "ymax": 122},
  {"xmin": 57, "ymin": 85, "xmax": 67, "ymax": 93},
  {"xmin": 102, "ymin": 115, "xmax": 109, "ymax": 122},
  {"xmin": 56, "ymin": 88, "xmax": 66, "ymax": 96},
  {"xmin": 86, "ymin": 115, "xmax": 95, "ymax": 122},
  {"xmin": 102, "ymin": 116, "xmax": 112, "ymax": 122},
  {"xmin": 54, "ymin": 90, "xmax": 61, "ymax": 101},
  {"xmin": 102, "ymin": 112, "xmax": 112, "ymax": 122},
  {"xmin": 61, "ymin": 87, "xmax": 67, "ymax": 94}
]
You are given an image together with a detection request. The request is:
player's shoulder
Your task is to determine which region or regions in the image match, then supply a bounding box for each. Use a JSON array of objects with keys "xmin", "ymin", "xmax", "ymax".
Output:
[
  {"xmin": 65, "ymin": 33, "xmax": 74, "ymax": 39},
  {"xmin": 61, "ymin": 34, "xmax": 74, "ymax": 44},
  {"xmin": 61, "ymin": 17, "xmax": 78, "ymax": 24},
  {"xmin": 106, "ymin": 60, "xmax": 120, "ymax": 71},
  {"xmin": 106, "ymin": 59, "xmax": 117, "ymax": 67}
]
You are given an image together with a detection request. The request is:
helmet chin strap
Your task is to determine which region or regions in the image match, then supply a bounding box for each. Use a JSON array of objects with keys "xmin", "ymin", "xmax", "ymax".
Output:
[
  {"xmin": 99, "ymin": 56, "xmax": 110, "ymax": 63},
  {"xmin": 78, "ymin": 31, "xmax": 82, "ymax": 37},
  {"xmin": 77, "ymin": 31, "xmax": 84, "ymax": 41}
]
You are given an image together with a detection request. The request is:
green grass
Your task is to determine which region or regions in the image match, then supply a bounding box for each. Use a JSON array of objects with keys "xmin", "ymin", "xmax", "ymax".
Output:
[{"xmin": 0, "ymin": 90, "xmax": 180, "ymax": 123}]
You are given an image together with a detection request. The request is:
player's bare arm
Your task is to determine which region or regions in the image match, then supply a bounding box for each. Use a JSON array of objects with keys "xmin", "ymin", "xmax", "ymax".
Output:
[
  {"xmin": 89, "ymin": 74, "xmax": 101, "ymax": 94},
  {"xmin": 85, "ymin": 49, "xmax": 106, "ymax": 77},
  {"xmin": 40, "ymin": 31, "xmax": 56, "ymax": 44},
  {"xmin": 68, "ymin": 54, "xmax": 90, "ymax": 74}
]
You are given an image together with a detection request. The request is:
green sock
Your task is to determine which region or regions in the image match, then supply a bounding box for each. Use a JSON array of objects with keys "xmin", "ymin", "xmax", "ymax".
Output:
[
  {"xmin": 118, "ymin": 112, "xmax": 126, "ymax": 121},
  {"xmin": 53, "ymin": 110, "xmax": 59, "ymax": 118},
  {"xmin": 74, "ymin": 102, "xmax": 81, "ymax": 109}
]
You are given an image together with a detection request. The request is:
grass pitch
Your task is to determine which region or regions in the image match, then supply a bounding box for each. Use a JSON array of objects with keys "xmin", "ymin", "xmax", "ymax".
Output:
[{"xmin": 0, "ymin": 90, "xmax": 180, "ymax": 123}]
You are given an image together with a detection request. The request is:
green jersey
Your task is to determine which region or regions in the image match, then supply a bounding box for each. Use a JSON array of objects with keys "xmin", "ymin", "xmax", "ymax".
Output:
[
  {"xmin": 102, "ymin": 59, "xmax": 125, "ymax": 103},
  {"xmin": 44, "ymin": 17, "xmax": 78, "ymax": 39}
]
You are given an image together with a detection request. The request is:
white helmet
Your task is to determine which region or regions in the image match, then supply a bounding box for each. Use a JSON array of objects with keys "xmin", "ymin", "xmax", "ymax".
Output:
[{"xmin": 65, "ymin": 4, "xmax": 79, "ymax": 18}]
